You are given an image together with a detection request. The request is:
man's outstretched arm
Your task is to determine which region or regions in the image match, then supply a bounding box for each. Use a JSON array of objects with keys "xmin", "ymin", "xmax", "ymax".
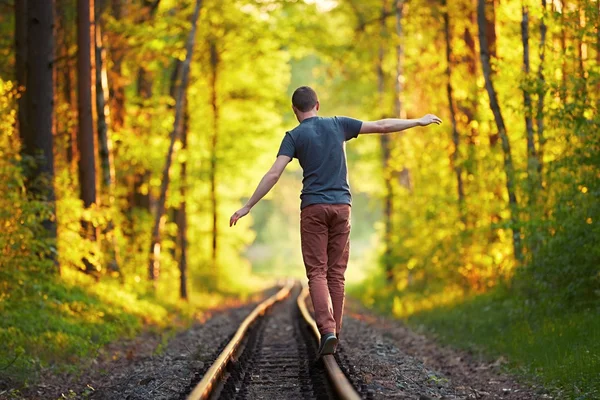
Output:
[
  {"xmin": 359, "ymin": 114, "xmax": 442, "ymax": 134},
  {"xmin": 230, "ymin": 155, "xmax": 292, "ymax": 227}
]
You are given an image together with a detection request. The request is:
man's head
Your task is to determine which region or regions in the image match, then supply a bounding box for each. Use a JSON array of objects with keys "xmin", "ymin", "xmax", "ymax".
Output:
[{"xmin": 292, "ymin": 86, "xmax": 319, "ymax": 120}]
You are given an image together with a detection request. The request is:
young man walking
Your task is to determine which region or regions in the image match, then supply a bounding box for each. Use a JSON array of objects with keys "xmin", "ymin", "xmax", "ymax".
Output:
[{"xmin": 230, "ymin": 86, "xmax": 441, "ymax": 356}]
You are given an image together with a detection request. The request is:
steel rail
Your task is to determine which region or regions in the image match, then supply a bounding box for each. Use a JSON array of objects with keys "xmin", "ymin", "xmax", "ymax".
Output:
[
  {"xmin": 297, "ymin": 285, "xmax": 362, "ymax": 400},
  {"xmin": 187, "ymin": 279, "xmax": 295, "ymax": 400}
]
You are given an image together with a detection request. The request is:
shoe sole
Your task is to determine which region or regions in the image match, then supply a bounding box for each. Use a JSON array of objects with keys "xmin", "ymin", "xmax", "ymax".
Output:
[{"xmin": 319, "ymin": 336, "xmax": 338, "ymax": 357}]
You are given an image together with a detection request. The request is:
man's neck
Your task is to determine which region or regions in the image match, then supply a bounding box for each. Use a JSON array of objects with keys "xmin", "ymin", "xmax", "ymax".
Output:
[{"xmin": 298, "ymin": 112, "xmax": 318, "ymax": 123}]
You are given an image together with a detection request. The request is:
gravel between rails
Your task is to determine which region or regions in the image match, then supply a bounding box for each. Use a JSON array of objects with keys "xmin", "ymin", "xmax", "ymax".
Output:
[{"xmin": 216, "ymin": 286, "xmax": 334, "ymax": 400}]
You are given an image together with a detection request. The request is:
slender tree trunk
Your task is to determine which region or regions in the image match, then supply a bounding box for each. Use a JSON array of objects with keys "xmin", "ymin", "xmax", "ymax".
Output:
[
  {"xmin": 394, "ymin": 1, "xmax": 412, "ymax": 195},
  {"xmin": 77, "ymin": 0, "xmax": 98, "ymax": 211},
  {"xmin": 484, "ymin": 0, "xmax": 499, "ymax": 147},
  {"xmin": 77, "ymin": 0, "xmax": 99, "ymax": 274},
  {"xmin": 443, "ymin": 0, "xmax": 466, "ymax": 224},
  {"xmin": 169, "ymin": 58, "xmax": 188, "ymax": 299},
  {"xmin": 108, "ymin": 0, "xmax": 125, "ymax": 131},
  {"xmin": 177, "ymin": 97, "xmax": 189, "ymax": 300},
  {"xmin": 149, "ymin": 0, "xmax": 202, "ymax": 283},
  {"xmin": 209, "ymin": 40, "xmax": 219, "ymax": 282},
  {"xmin": 56, "ymin": 0, "xmax": 78, "ymax": 175},
  {"xmin": 96, "ymin": 10, "xmax": 113, "ymax": 190},
  {"xmin": 521, "ymin": 5, "xmax": 538, "ymax": 201},
  {"xmin": 394, "ymin": 0, "xmax": 404, "ymax": 120},
  {"xmin": 577, "ymin": 0, "xmax": 588, "ymax": 104},
  {"xmin": 15, "ymin": 0, "xmax": 28, "ymax": 144},
  {"xmin": 132, "ymin": 67, "xmax": 152, "ymax": 212},
  {"xmin": 536, "ymin": 0, "xmax": 547, "ymax": 179},
  {"xmin": 560, "ymin": 0, "xmax": 568, "ymax": 102},
  {"xmin": 23, "ymin": 0, "xmax": 58, "ymax": 262},
  {"xmin": 95, "ymin": 2, "xmax": 121, "ymax": 273},
  {"xmin": 460, "ymin": 3, "xmax": 479, "ymax": 183},
  {"xmin": 485, "ymin": 0, "xmax": 497, "ymax": 59},
  {"xmin": 477, "ymin": 0, "xmax": 523, "ymax": 262},
  {"xmin": 376, "ymin": 0, "xmax": 393, "ymax": 283}
]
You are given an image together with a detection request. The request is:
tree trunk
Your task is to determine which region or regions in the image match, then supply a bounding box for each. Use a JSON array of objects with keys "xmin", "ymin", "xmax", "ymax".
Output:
[
  {"xmin": 77, "ymin": 0, "xmax": 99, "ymax": 273},
  {"xmin": 460, "ymin": 3, "xmax": 479, "ymax": 187},
  {"xmin": 96, "ymin": 9, "xmax": 114, "ymax": 190},
  {"xmin": 95, "ymin": 2, "xmax": 121, "ymax": 273},
  {"xmin": 576, "ymin": 1, "xmax": 588, "ymax": 104},
  {"xmin": 485, "ymin": 0, "xmax": 497, "ymax": 59},
  {"xmin": 77, "ymin": 0, "xmax": 98, "ymax": 210},
  {"xmin": 559, "ymin": 0, "xmax": 568, "ymax": 102},
  {"xmin": 483, "ymin": 0, "xmax": 499, "ymax": 147},
  {"xmin": 15, "ymin": 0, "xmax": 27, "ymax": 144},
  {"xmin": 521, "ymin": 5, "xmax": 538, "ymax": 200},
  {"xmin": 394, "ymin": 3, "xmax": 412, "ymax": 191},
  {"xmin": 477, "ymin": 0, "xmax": 523, "ymax": 262},
  {"xmin": 376, "ymin": 0, "xmax": 393, "ymax": 283},
  {"xmin": 169, "ymin": 58, "xmax": 188, "ymax": 300},
  {"xmin": 148, "ymin": 0, "xmax": 202, "ymax": 283},
  {"xmin": 56, "ymin": 0, "xmax": 79, "ymax": 175},
  {"xmin": 394, "ymin": 0, "xmax": 404, "ymax": 120},
  {"xmin": 209, "ymin": 39, "xmax": 219, "ymax": 283},
  {"xmin": 108, "ymin": 0, "xmax": 125, "ymax": 131},
  {"xmin": 23, "ymin": 0, "xmax": 58, "ymax": 259},
  {"xmin": 536, "ymin": 0, "xmax": 547, "ymax": 179},
  {"xmin": 176, "ymin": 96, "xmax": 189, "ymax": 300},
  {"xmin": 443, "ymin": 0, "xmax": 466, "ymax": 224}
]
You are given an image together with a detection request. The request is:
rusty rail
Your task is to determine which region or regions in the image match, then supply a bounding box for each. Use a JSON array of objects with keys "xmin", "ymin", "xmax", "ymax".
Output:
[
  {"xmin": 297, "ymin": 285, "xmax": 362, "ymax": 400},
  {"xmin": 187, "ymin": 279, "xmax": 294, "ymax": 400}
]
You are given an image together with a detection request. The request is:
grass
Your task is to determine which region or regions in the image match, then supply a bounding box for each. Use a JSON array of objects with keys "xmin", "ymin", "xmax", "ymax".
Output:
[
  {"xmin": 350, "ymin": 281, "xmax": 600, "ymax": 400},
  {"xmin": 0, "ymin": 266, "xmax": 265, "ymax": 389},
  {"xmin": 407, "ymin": 290, "xmax": 600, "ymax": 399}
]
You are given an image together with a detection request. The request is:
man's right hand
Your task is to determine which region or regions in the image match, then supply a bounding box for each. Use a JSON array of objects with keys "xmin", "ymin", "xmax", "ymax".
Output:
[
  {"xmin": 419, "ymin": 114, "xmax": 442, "ymax": 126},
  {"xmin": 230, "ymin": 206, "xmax": 250, "ymax": 227}
]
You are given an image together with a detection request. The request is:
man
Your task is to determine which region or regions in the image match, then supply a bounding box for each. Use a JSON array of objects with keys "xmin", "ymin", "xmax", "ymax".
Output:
[{"xmin": 230, "ymin": 86, "xmax": 441, "ymax": 357}]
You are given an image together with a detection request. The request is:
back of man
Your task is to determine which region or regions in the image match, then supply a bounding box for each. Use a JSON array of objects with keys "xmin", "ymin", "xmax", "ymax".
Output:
[{"xmin": 277, "ymin": 116, "xmax": 362, "ymax": 209}]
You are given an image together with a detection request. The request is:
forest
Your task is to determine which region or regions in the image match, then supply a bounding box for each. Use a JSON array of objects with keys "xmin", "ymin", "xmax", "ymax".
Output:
[{"xmin": 0, "ymin": 0, "xmax": 598, "ymax": 398}]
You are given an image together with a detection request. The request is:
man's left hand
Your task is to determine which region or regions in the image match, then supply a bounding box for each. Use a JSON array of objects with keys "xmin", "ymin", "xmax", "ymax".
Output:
[{"xmin": 230, "ymin": 206, "xmax": 250, "ymax": 227}]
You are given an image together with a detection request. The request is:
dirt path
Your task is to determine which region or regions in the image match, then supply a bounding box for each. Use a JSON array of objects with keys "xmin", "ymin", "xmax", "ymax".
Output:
[{"xmin": 338, "ymin": 299, "xmax": 551, "ymax": 399}]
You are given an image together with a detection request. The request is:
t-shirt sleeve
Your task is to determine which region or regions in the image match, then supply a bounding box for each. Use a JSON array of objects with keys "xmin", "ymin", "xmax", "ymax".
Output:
[
  {"xmin": 337, "ymin": 116, "xmax": 363, "ymax": 141},
  {"xmin": 277, "ymin": 132, "xmax": 296, "ymax": 158}
]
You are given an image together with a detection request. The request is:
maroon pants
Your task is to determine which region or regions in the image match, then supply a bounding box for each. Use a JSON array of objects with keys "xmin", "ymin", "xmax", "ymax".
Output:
[{"xmin": 300, "ymin": 204, "xmax": 351, "ymax": 336}]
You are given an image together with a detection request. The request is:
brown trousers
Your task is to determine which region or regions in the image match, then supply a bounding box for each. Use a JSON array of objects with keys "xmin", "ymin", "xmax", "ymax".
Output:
[{"xmin": 300, "ymin": 204, "xmax": 351, "ymax": 336}]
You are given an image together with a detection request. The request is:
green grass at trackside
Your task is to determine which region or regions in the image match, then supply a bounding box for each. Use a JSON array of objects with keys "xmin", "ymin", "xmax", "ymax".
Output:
[
  {"xmin": 351, "ymin": 283, "xmax": 600, "ymax": 400},
  {"xmin": 0, "ymin": 267, "xmax": 265, "ymax": 391},
  {"xmin": 407, "ymin": 291, "xmax": 599, "ymax": 399},
  {"xmin": 0, "ymin": 269, "xmax": 179, "ymax": 388}
]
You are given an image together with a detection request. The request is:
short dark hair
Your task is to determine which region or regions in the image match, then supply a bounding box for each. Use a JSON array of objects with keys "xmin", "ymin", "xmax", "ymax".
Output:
[{"xmin": 292, "ymin": 86, "xmax": 318, "ymax": 112}]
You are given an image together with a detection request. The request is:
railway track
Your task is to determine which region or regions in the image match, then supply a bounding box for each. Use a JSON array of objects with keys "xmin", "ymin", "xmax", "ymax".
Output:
[{"xmin": 187, "ymin": 280, "xmax": 362, "ymax": 400}]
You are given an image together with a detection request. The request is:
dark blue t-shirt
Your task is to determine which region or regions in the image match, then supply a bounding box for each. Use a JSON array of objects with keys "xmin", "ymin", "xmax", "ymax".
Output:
[{"xmin": 277, "ymin": 116, "xmax": 362, "ymax": 209}]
